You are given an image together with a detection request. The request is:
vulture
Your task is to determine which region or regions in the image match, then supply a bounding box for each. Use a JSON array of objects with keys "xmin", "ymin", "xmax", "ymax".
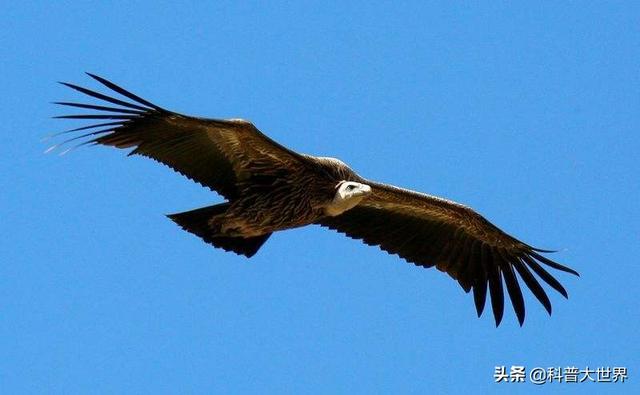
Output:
[{"xmin": 50, "ymin": 73, "xmax": 579, "ymax": 326}]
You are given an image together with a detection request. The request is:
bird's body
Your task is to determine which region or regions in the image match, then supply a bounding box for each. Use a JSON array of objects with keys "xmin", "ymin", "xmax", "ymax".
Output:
[
  {"xmin": 181, "ymin": 156, "xmax": 361, "ymax": 239},
  {"xmin": 51, "ymin": 74, "xmax": 578, "ymax": 326}
]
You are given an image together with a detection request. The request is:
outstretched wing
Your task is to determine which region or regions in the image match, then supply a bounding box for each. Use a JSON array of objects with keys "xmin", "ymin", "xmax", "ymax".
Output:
[
  {"xmin": 50, "ymin": 73, "xmax": 306, "ymax": 200},
  {"xmin": 318, "ymin": 181, "xmax": 579, "ymax": 326}
]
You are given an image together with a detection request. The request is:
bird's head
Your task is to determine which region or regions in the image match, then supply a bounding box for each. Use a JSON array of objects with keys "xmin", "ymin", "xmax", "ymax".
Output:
[
  {"xmin": 324, "ymin": 181, "xmax": 372, "ymax": 216},
  {"xmin": 336, "ymin": 181, "xmax": 371, "ymax": 200}
]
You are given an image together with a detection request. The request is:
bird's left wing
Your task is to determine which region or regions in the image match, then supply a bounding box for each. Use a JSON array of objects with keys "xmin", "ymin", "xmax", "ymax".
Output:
[
  {"xmin": 317, "ymin": 180, "xmax": 579, "ymax": 326},
  {"xmin": 49, "ymin": 73, "xmax": 307, "ymax": 200}
]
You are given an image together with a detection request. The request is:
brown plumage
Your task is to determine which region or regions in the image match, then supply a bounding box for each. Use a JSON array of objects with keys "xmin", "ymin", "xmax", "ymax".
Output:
[{"xmin": 51, "ymin": 73, "xmax": 579, "ymax": 326}]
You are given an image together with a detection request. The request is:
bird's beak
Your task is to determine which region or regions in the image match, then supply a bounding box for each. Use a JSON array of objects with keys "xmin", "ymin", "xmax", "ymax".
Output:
[{"xmin": 359, "ymin": 184, "xmax": 372, "ymax": 195}]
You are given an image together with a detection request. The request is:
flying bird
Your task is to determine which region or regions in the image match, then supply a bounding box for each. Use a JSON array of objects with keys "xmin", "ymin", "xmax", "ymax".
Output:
[{"xmin": 50, "ymin": 73, "xmax": 578, "ymax": 326}]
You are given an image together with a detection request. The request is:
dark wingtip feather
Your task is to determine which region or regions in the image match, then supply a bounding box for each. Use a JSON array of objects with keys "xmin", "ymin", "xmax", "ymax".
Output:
[
  {"xmin": 512, "ymin": 258, "xmax": 553, "ymax": 316},
  {"xmin": 489, "ymin": 278, "xmax": 504, "ymax": 328},
  {"xmin": 530, "ymin": 251, "xmax": 580, "ymax": 276},
  {"xmin": 44, "ymin": 121, "xmax": 125, "ymax": 139},
  {"xmin": 53, "ymin": 114, "xmax": 138, "ymax": 120},
  {"xmin": 494, "ymin": 314, "xmax": 502, "ymax": 328},
  {"xmin": 53, "ymin": 101, "xmax": 144, "ymax": 115},
  {"xmin": 530, "ymin": 246, "xmax": 558, "ymax": 253},
  {"xmin": 503, "ymin": 269, "xmax": 525, "ymax": 325},
  {"xmin": 59, "ymin": 81, "xmax": 81, "ymax": 90},
  {"xmin": 85, "ymin": 73, "xmax": 165, "ymax": 112},
  {"xmin": 473, "ymin": 282, "xmax": 487, "ymax": 318},
  {"xmin": 45, "ymin": 126, "xmax": 115, "ymax": 154},
  {"xmin": 486, "ymin": 250, "xmax": 504, "ymax": 327},
  {"xmin": 472, "ymin": 244, "xmax": 491, "ymax": 318},
  {"xmin": 495, "ymin": 250, "xmax": 526, "ymax": 326},
  {"xmin": 522, "ymin": 255, "xmax": 569, "ymax": 299},
  {"xmin": 57, "ymin": 80, "xmax": 152, "ymax": 112}
]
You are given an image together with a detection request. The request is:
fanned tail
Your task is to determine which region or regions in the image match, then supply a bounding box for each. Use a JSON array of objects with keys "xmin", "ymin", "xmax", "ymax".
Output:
[{"xmin": 167, "ymin": 204, "xmax": 271, "ymax": 258}]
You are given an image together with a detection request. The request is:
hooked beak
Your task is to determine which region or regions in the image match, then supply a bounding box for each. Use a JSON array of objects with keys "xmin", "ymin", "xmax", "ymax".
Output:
[{"xmin": 357, "ymin": 184, "xmax": 372, "ymax": 196}]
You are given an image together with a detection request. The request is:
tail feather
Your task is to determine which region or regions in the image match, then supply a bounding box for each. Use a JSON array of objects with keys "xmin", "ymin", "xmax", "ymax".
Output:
[{"xmin": 167, "ymin": 204, "xmax": 270, "ymax": 258}]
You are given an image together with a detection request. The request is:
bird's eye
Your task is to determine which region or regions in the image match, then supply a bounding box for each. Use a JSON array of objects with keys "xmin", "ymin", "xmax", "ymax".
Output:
[{"xmin": 346, "ymin": 185, "xmax": 355, "ymax": 191}]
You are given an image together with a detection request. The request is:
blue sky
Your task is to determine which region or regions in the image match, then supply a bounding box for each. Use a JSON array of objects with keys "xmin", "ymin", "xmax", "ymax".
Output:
[{"xmin": 2, "ymin": 2, "xmax": 638, "ymax": 394}]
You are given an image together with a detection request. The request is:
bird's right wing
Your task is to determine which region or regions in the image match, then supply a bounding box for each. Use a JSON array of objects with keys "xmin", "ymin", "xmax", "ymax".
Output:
[{"xmin": 50, "ymin": 73, "xmax": 307, "ymax": 200}]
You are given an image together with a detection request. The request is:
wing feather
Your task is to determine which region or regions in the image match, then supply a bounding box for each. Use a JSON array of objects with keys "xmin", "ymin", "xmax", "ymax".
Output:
[
  {"xmin": 484, "ymin": 248, "xmax": 505, "ymax": 326},
  {"xmin": 497, "ymin": 248, "xmax": 526, "ymax": 326},
  {"xmin": 472, "ymin": 244, "xmax": 490, "ymax": 317},
  {"xmin": 512, "ymin": 258, "xmax": 552, "ymax": 315}
]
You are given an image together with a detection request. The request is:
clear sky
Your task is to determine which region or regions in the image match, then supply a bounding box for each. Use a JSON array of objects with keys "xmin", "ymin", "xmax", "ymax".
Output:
[{"xmin": 2, "ymin": 2, "xmax": 638, "ymax": 394}]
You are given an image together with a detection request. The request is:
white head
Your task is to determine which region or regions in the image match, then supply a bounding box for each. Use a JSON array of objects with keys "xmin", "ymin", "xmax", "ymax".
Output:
[{"xmin": 324, "ymin": 181, "xmax": 372, "ymax": 216}]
